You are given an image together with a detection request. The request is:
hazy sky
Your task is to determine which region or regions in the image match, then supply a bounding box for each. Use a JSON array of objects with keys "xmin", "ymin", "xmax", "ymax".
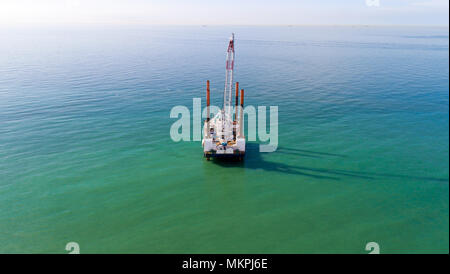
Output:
[{"xmin": 0, "ymin": 0, "xmax": 448, "ymax": 26}]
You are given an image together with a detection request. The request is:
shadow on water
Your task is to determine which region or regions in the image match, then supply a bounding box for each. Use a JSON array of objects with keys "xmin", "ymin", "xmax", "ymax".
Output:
[
  {"xmin": 277, "ymin": 147, "xmax": 348, "ymax": 159},
  {"xmin": 209, "ymin": 143, "xmax": 448, "ymax": 182}
]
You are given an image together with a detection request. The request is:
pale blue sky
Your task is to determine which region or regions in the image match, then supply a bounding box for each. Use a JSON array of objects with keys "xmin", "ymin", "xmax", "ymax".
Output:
[{"xmin": 0, "ymin": 0, "xmax": 448, "ymax": 26}]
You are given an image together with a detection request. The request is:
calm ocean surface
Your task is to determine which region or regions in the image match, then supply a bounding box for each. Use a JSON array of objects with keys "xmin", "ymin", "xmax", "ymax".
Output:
[{"xmin": 0, "ymin": 26, "xmax": 448, "ymax": 253}]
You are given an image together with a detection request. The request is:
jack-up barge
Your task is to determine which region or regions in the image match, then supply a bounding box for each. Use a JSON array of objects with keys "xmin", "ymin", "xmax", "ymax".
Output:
[{"xmin": 202, "ymin": 33, "xmax": 246, "ymax": 160}]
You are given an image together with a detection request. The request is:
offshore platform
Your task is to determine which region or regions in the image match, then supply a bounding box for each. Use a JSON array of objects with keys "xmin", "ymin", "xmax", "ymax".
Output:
[{"xmin": 202, "ymin": 33, "xmax": 246, "ymax": 161}]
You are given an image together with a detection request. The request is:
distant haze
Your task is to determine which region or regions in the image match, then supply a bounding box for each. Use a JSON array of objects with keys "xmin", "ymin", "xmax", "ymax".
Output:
[{"xmin": 0, "ymin": 0, "xmax": 449, "ymax": 26}]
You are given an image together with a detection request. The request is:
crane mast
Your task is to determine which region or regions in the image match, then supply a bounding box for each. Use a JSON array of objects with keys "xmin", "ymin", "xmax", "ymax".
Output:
[{"xmin": 223, "ymin": 33, "xmax": 235, "ymax": 118}]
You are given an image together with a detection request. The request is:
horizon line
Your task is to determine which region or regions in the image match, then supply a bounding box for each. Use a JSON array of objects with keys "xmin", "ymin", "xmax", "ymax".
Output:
[{"xmin": 1, "ymin": 23, "xmax": 449, "ymax": 28}]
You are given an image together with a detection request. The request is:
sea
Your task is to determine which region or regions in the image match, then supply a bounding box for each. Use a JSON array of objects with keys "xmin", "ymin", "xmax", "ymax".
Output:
[{"xmin": 0, "ymin": 25, "xmax": 448, "ymax": 253}]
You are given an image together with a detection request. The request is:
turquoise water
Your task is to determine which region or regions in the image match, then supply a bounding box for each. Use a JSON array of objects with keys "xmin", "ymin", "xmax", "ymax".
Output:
[{"xmin": 0, "ymin": 26, "xmax": 448, "ymax": 253}]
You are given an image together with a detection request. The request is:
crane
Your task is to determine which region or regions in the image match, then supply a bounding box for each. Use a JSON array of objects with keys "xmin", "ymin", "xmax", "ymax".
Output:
[{"xmin": 223, "ymin": 33, "xmax": 235, "ymax": 118}]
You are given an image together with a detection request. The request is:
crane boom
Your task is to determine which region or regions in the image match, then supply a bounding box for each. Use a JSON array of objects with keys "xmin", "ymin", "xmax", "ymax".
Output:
[{"xmin": 223, "ymin": 33, "xmax": 235, "ymax": 116}]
